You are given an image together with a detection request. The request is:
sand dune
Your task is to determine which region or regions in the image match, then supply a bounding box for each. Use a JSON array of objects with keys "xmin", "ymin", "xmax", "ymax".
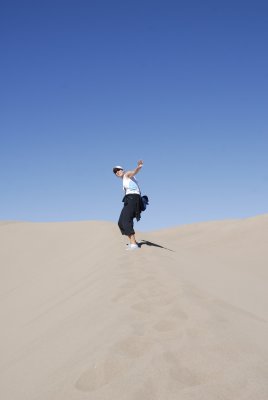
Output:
[{"xmin": 0, "ymin": 215, "xmax": 268, "ymax": 400}]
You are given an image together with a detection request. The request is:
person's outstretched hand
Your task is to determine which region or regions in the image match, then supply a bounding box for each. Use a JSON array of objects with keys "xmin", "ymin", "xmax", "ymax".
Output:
[{"xmin": 137, "ymin": 160, "xmax": 143, "ymax": 167}]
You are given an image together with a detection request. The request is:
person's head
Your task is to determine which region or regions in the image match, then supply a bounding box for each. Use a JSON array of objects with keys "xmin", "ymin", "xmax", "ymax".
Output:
[{"xmin": 113, "ymin": 166, "xmax": 124, "ymax": 178}]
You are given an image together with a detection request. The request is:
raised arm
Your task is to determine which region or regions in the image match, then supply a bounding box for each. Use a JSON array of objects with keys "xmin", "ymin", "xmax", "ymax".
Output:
[{"xmin": 125, "ymin": 160, "xmax": 144, "ymax": 178}]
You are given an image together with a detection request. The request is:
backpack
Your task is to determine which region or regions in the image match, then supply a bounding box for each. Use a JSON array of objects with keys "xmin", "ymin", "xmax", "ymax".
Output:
[{"xmin": 140, "ymin": 195, "xmax": 149, "ymax": 212}]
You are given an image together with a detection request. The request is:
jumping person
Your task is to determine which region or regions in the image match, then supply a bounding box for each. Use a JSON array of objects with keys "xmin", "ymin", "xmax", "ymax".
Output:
[{"xmin": 113, "ymin": 160, "xmax": 144, "ymax": 250}]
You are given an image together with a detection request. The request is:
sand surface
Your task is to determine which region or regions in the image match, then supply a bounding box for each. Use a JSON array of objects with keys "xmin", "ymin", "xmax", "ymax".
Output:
[{"xmin": 1, "ymin": 215, "xmax": 268, "ymax": 400}]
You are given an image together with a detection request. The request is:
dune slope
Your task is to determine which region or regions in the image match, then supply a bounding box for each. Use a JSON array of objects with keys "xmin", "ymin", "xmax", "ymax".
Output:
[{"xmin": 0, "ymin": 216, "xmax": 268, "ymax": 400}]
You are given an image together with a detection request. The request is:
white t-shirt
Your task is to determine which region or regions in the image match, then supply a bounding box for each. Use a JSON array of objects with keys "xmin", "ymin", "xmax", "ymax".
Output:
[{"xmin": 123, "ymin": 175, "xmax": 141, "ymax": 195}]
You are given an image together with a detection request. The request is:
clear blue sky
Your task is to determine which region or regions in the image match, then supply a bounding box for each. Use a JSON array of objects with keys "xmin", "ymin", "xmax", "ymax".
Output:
[{"xmin": 1, "ymin": 0, "xmax": 267, "ymax": 231}]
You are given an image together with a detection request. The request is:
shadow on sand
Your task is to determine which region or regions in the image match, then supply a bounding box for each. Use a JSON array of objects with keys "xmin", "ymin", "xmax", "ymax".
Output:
[{"xmin": 139, "ymin": 240, "xmax": 175, "ymax": 252}]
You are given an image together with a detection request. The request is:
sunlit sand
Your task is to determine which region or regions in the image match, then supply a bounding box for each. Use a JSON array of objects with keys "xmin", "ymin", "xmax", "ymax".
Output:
[{"xmin": 1, "ymin": 215, "xmax": 268, "ymax": 399}]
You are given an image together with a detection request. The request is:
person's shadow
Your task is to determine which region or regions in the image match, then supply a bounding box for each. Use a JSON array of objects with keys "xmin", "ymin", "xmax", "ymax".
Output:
[{"xmin": 139, "ymin": 240, "xmax": 175, "ymax": 252}]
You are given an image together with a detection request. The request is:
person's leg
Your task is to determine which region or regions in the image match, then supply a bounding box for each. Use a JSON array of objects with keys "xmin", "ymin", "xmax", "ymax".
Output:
[
  {"xmin": 128, "ymin": 233, "xmax": 137, "ymax": 245},
  {"xmin": 118, "ymin": 198, "xmax": 139, "ymax": 247},
  {"xmin": 118, "ymin": 208, "xmax": 126, "ymax": 235},
  {"xmin": 118, "ymin": 205, "xmax": 134, "ymax": 235}
]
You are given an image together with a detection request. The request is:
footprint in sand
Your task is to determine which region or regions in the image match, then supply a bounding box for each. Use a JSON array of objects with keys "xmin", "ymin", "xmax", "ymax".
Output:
[
  {"xmin": 131, "ymin": 301, "xmax": 155, "ymax": 313},
  {"xmin": 131, "ymin": 380, "xmax": 157, "ymax": 400},
  {"xmin": 112, "ymin": 290, "xmax": 131, "ymax": 302},
  {"xmin": 153, "ymin": 319, "xmax": 177, "ymax": 332},
  {"xmin": 111, "ymin": 281, "xmax": 140, "ymax": 303},
  {"xmin": 163, "ymin": 352, "xmax": 206, "ymax": 388},
  {"xmin": 112, "ymin": 336, "xmax": 152, "ymax": 358},
  {"xmin": 75, "ymin": 336, "xmax": 150, "ymax": 392},
  {"xmin": 120, "ymin": 281, "xmax": 138, "ymax": 289},
  {"xmin": 75, "ymin": 356, "xmax": 129, "ymax": 392},
  {"xmin": 169, "ymin": 364, "xmax": 203, "ymax": 388},
  {"xmin": 131, "ymin": 322, "xmax": 146, "ymax": 336},
  {"xmin": 170, "ymin": 306, "xmax": 189, "ymax": 321},
  {"xmin": 131, "ymin": 291, "xmax": 176, "ymax": 311}
]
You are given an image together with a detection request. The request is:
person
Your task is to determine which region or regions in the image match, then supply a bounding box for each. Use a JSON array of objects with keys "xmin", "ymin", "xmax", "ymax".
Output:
[{"xmin": 113, "ymin": 160, "xmax": 144, "ymax": 250}]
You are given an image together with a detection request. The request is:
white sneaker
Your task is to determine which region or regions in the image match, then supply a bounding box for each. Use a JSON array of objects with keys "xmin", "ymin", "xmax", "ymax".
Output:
[{"xmin": 126, "ymin": 244, "xmax": 139, "ymax": 251}]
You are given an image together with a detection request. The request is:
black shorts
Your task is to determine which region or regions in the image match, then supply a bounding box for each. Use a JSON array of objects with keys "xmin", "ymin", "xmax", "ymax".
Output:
[{"xmin": 118, "ymin": 194, "xmax": 140, "ymax": 236}]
